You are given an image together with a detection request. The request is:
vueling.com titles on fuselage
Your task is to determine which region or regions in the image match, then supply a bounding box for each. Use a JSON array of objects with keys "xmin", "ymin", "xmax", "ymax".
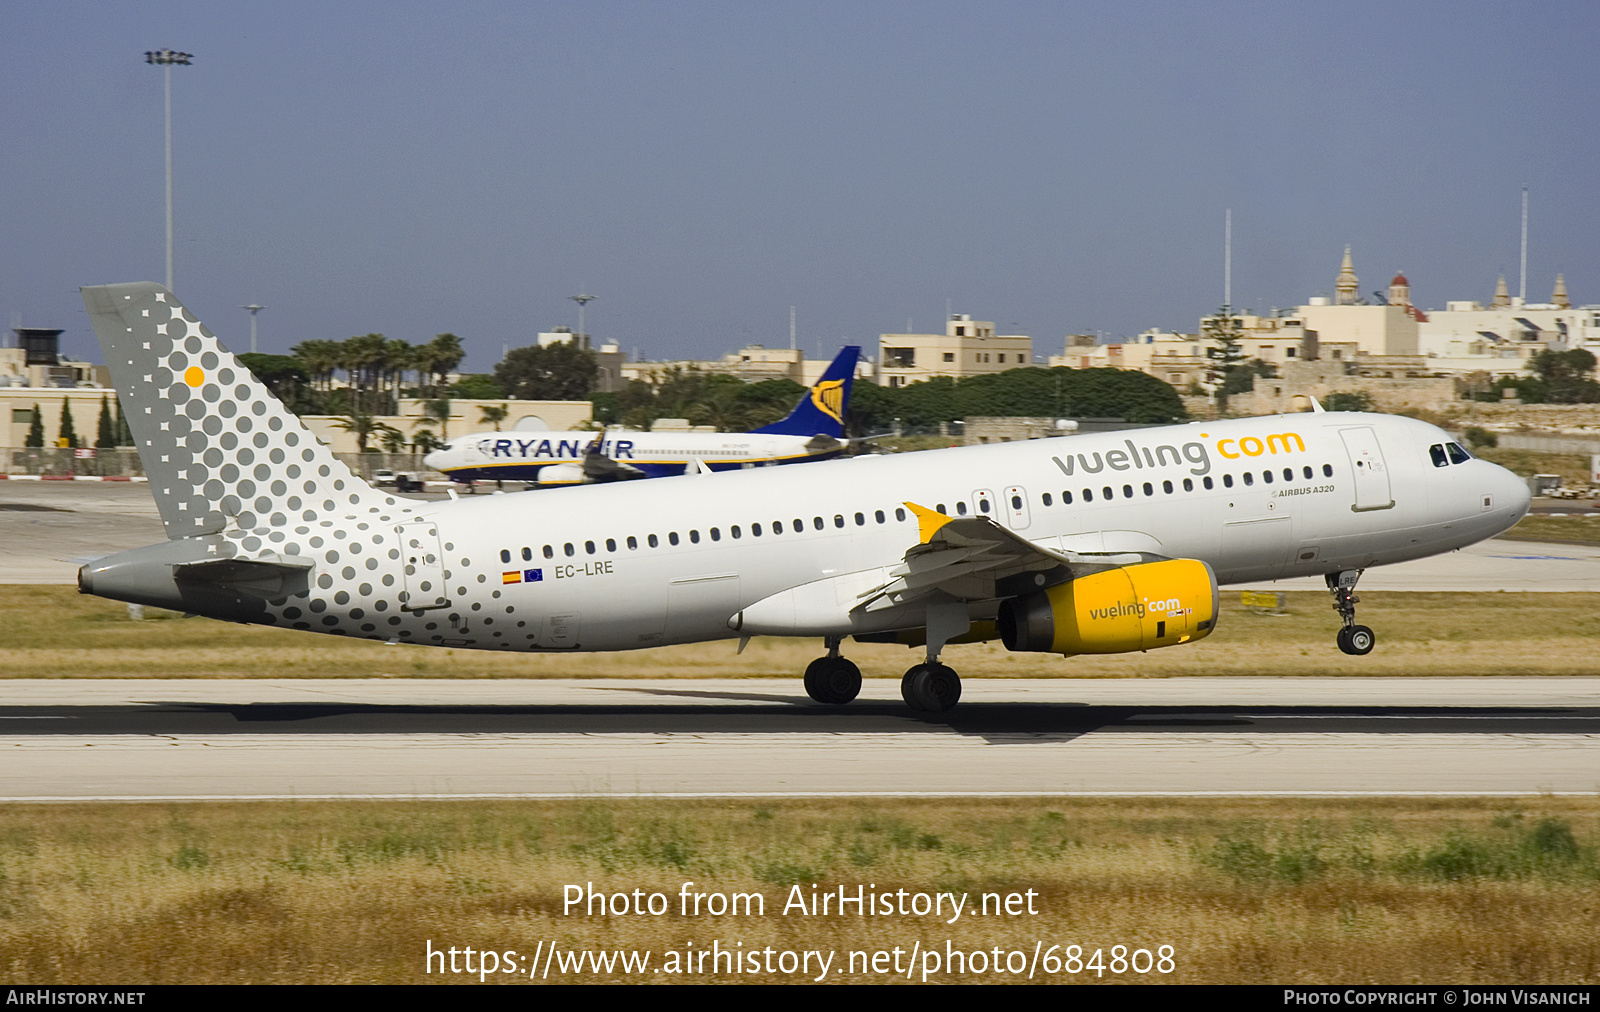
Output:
[{"xmin": 1050, "ymin": 431, "xmax": 1306, "ymax": 479}]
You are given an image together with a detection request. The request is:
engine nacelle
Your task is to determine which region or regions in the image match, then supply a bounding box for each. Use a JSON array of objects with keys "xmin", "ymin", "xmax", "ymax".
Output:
[
  {"xmin": 997, "ymin": 558, "xmax": 1218, "ymax": 655},
  {"xmin": 535, "ymin": 463, "xmax": 589, "ymax": 485}
]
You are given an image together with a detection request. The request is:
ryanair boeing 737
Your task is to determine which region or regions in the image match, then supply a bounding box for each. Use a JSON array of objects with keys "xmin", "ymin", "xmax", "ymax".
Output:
[
  {"xmin": 421, "ymin": 345, "xmax": 860, "ymax": 486},
  {"xmin": 77, "ymin": 284, "xmax": 1530, "ymax": 712}
]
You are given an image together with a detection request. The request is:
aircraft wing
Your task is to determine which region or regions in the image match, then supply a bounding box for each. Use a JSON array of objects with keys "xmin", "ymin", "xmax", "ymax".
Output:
[{"xmin": 854, "ymin": 502, "xmax": 1161, "ymax": 613}]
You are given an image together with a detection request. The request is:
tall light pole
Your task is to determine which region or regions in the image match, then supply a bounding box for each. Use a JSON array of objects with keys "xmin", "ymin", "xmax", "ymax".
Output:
[
  {"xmin": 145, "ymin": 49, "xmax": 192, "ymax": 292},
  {"xmin": 241, "ymin": 303, "xmax": 266, "ymax": 354},
  {"xmin": 569, "ymin": 293, "xmax": 596, "ymax": 349}
]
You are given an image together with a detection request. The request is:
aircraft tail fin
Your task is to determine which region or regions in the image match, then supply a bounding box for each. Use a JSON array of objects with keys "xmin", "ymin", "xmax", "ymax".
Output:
[
  {"xmin": 753, "ymin": 345, "xmax": 859, "ymax": 438},
  {"xmin": 80, "ymin": 283, "xmax": 399, "ymax": 539}
]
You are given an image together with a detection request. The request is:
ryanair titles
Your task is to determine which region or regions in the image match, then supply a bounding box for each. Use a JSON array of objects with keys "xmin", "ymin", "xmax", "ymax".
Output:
[{"xmin": 1052, "ymin": 431, "xmax": 1306, "ymax": 479}]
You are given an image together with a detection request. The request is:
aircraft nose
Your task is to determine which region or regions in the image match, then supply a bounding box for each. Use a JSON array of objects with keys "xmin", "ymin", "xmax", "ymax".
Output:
[
  {"xmin": 422, "ymin": 450, "xmax": 443, "ymax": 469},
  {"xmin": 1501, "ymin": 464, "xmax": 1532, "ymax": 520}
]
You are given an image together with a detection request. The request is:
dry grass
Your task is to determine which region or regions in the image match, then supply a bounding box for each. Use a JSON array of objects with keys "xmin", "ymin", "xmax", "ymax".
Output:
[
  {"xmin": 1502, "ymin": 514, "xmax": 1600, "ymax": 545},
  {"xmin": 3, "ymin": 586, "xmax": 1600, "ymax": 679},
  {"xmin": 1472, "ymin": 447, "xmax": 1593, "ymax": 486},
  {"xmin": 0, "ymin": 798, "xmax": 1596, "ymax": 984}
]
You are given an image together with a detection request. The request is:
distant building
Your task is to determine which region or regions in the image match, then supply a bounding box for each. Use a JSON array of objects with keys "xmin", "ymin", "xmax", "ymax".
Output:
[{"xmin": 877, "ymin": 314, "xmax": 1033, "ymax": 387}]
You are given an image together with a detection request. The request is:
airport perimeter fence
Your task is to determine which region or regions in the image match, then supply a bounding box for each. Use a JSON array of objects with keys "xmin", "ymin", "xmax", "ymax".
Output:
[{"xmin": 2, "ymin": 447, "xmax": 435, "ymax": 481}]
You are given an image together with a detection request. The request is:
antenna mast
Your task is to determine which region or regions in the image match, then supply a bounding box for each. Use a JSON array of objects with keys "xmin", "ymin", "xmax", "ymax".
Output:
[{"xmin": 1519, "ymin": 185, "xmax": 1528, "ymax": 304}]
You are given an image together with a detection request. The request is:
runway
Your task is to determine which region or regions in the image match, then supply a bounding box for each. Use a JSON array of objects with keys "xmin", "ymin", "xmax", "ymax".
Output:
[{"xmin": 4, "ymin": 677, "xmax": 1598, "ymax": 800}]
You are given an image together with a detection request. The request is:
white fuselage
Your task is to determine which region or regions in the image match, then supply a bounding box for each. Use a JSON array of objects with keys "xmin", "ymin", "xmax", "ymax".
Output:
[
  {"xmin": 247, "ymin": 411, "xmax": 1526, "ymax": 653},
  {"xmin": 423, "ymin": 429, "xmax": 834, "ymax": 483}
]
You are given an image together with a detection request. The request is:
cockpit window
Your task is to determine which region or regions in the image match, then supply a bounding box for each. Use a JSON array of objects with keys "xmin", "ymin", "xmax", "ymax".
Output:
[
  {"xmin": 1446, "ymin": 442, "xmax": 1472, "ymax": 464},
  {"xmin": 1429, "ymin": 444, "xmax": 1449, "ymax": 467}
]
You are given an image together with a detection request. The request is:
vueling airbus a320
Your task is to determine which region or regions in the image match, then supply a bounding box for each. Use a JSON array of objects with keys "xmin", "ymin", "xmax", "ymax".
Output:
[{"xmin": 78, "ymin": 284, "xmax": 1530, "ymax": 712}]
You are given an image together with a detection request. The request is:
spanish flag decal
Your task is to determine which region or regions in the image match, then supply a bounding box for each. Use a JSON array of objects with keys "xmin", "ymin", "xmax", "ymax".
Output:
[{"xmin": 503, "ymin": 571, "xmax": 521, "ymax": 584}]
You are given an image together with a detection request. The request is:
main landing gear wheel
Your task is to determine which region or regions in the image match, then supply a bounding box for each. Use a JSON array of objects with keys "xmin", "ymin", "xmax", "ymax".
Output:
[
  {"xmin": 1336, "ymin": 625, "xmax": 1375, "ymax": 656},
  {"xmin": 803, "ymin": 656, "xmax": 862, "ymax": 705},
  {"xmin": 901, "ymin": 662, "xmax": 962, "ymax": 713}
]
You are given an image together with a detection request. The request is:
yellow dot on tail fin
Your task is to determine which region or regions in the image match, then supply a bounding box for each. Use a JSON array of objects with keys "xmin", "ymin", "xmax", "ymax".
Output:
[{"xmin": 184, "ymin": 366, "xmax": 204, "ymax": 387}]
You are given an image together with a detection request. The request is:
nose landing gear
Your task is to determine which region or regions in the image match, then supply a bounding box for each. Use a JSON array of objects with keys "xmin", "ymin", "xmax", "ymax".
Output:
[{"xmin": 1327, "ymin": 570, "xmax": 1375, "ymax": 655}]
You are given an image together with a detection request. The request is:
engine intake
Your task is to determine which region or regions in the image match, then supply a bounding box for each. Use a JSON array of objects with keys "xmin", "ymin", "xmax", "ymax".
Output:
[{"xmin": 997, "ymin": 558, "xmax": 1218, "ymax": 655}]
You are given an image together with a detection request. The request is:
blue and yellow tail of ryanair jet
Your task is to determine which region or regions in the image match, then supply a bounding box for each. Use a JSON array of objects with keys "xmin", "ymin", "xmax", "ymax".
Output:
[{"xmin": 754, "ymin": 346, "xmax": 859, "ymax": 438}]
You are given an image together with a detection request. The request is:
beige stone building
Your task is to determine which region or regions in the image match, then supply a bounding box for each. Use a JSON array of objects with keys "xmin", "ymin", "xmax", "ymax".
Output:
[{"xmin": 878, "ymin": 315, "xmax": 1033, "ymax": 387}]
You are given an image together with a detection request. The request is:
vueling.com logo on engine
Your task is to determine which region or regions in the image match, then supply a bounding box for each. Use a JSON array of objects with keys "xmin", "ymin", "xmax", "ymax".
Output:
[{"xmin": 1088, "ymin": 598, "xmax": 1193, "ymax": 621}]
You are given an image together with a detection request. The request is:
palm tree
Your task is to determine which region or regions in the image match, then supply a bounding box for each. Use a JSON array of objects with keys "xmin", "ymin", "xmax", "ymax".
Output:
[
  {"xmin": 421, "ymin": 398, "xmax": 453, "ymax": 441},
  {"xmin": 479, "ymin": 404, "xmax": 509, "ymax": 431},
  {"xmin": 427, "ymin": 333, "xmax": 464, "ymax": 395}
]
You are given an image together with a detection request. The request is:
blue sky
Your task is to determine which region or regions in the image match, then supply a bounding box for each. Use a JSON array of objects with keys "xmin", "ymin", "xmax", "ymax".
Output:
[{"xmin": 5, "ymin": 1, "xmax": 1597, "ymax": 371}]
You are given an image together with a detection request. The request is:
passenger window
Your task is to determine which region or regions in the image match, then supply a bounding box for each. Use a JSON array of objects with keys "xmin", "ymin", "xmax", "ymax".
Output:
[
  {"xmin": 793, "ymin": 519, "xmax": 803, "ymax": 533},
  {"xmin": 834, "ymin": 515, "xmax": 845, "ymax": 528},
  {"xmin": 956, "ymin": 502, "xmax": 968, "ymax": 516},
  {"xmin": 1103, "ymin": 486, "xmax": 1114, "ymax": 500},
  {"xmin": 1042, "ymin": 493, "xmax": 1053, "ymax": 507},
  {"xmin": 731, "ymin": 526, "xmax": 741, "ymax": 539},
  {"xmin": 1163, "ymin": 480, "xmax": 1173, "ymax": 494},
  {"xmin": 1083, "ymin": 488, "xmax": 1093, "ymax": 502},
  {"xmin": 669, "ymin": 532, "xmax": 680, "ymax": 546},
  {"xmin": 771, "ymin": 522, "xmax": 782, "ymax": 535},
  {"xmin": 1283, "ymin": 468, "xmax": 1292, "ymax": 482},
  {"xmin": 500, "ymin": 549, "xmax": 510, "ymax": 563},
  {"xmin": 1323, "ymin": 464, "xmax": 1334, "ymax": 477},
  {"xmin": 895, "ymin": 508, "xmax": 907, "ymax": 522},
  {"xmin": 1303, "ymin": 466, "xmax": 1313, "ymax": 479},
  {"xmin": 1203, "ymin": 477, "xmax": 1213, "ymax": 490},
  {"xmin": 812, "ymin": 517, "xmax": 824, "ymax": 530},
  {"xmin": 1122, "ymin": 485, "xmax": 1133, "ymax": 498},
  {"xmin": 1011, "ymin": 495, "xmax": 1022, "ymax": 510},
  {"xmin": 627, "ymin": 536, "xmax": 638, "ymax": 550},
  {"xmin": 690, "ymin": 530, "xmax": 701, "ymax": 544},
  {"xmin": 585, "ymin": 540, "xmax": 596, "ymax": 554},
  {"xmin": 564, "ymin": 543, "xmax": 575, "ymax": 557},
  {"xmin": 1243, "ymin": 473, "xmax": 1254, "ymax": 486},
  {"xmin": 854, "ymin": 513, "xmax": 865, "ymax": 526},
  {"xmin": 753, "ymin": 523, "xmax": 763, "ymax": 536},
  {"xmin": 875, "ymin": 510, "xmax": 886, "ymax": 524},
  {"xmin": 605, "ymin": 538, "xmax": 616, "ymax": 552},
  {"xmin": 648, "ymin": 534, "xmax": 659, "ymax": 548},
  {"xmin": 521, "ymin": 547, "xmax": 532, "ymax": 562},
  {"xmin": 937, "ymin": 504, "xmax": 947, "ymax": 514},
  {"xmin": 1142, "ymin": 483, "xmax": 1153, "ymax": 496},
  {"xmin": 1223, "ymin": 475, "xmax": 1234, "ymax": 488},
  {"xmin": 1447, "ymin": 442, "xmax": 1472, "ymax": 464},
  {"xmin": 1262, "ymin": 470, "xmax": 1272, "ymax": 484},
  {"xmin": 1430, "ymin": 444, "xmax": 1449, "ymax": 467},
  {"xmin": 1062, "ymin": 491, "xmax": 1073, "ymax": 504},
  {"xmin": 710, "ymin": 528, "xmax": 721, "ymax": 542},
  {"xmin": 543, "ymin": 545, "xmax": 554, "ymax": 559},
  {"xmin": 1183, "ymin": 478, "xmax": 1193, "ymax": 492},
  {"xmin": 979, "ymin": 498, "xmax": 991, "ymax": 513}
]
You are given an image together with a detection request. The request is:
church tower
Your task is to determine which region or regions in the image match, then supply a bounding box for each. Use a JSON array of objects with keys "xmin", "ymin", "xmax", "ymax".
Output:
[
  {"xmin": 1336, "ymin": 247, "xmax": 1360, "ymax": 305},
  {"xmin": 1553, "ymin": 274, "xmax": 1570, "ymax": 309},
  {"xmin": 1388, "ymin": 272, "xmax": 1411, "ymax": 310},
  {"xmin": 1492, "ymin": 274, "xmax": 1510, "ymax": 308}
]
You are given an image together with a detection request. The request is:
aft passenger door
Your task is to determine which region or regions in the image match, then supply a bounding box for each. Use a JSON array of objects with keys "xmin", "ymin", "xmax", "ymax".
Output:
[{"xmin": 1340, "ymin": 427, "xmax": 1395, "ymax": 512}]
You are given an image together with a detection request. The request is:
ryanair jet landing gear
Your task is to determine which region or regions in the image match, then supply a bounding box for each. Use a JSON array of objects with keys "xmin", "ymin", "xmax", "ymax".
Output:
[
  {"xmin": 804, "ymin": 637, "xmax": 862, "ymax": 705},
  {"xmin": 1327, "ymin": 570, "xmax": 1376, "ymax": 656},
  {"xmin": 901, "ymin": 601, "xmax": 967, "ymax": 713}
]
